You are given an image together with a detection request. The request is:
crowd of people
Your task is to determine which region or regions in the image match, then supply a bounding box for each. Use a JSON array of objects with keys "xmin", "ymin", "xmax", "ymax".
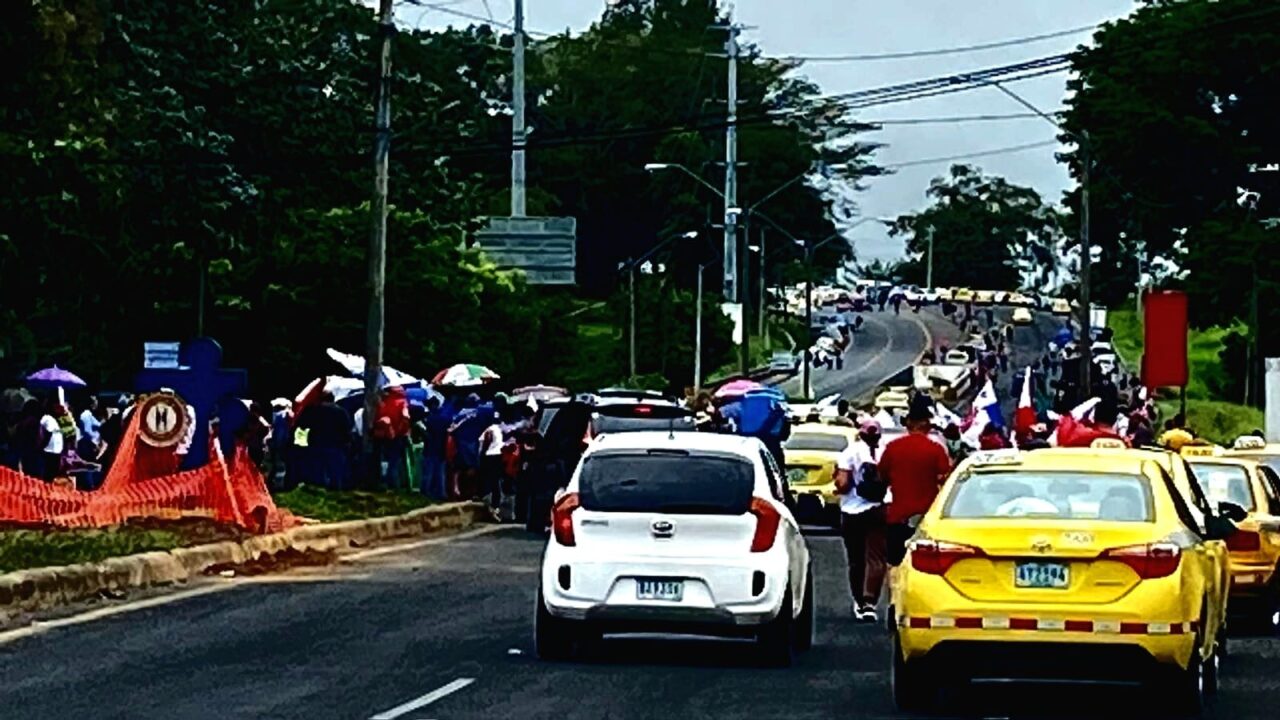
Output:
[{"xmin": 0, "ymin": 395, "xmax": 130, "ymax": 487}]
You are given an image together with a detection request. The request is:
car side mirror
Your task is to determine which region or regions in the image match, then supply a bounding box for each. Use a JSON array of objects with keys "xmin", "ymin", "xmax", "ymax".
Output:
[{"xmin": 1218, "ymin": 501, "xmax": 1248, "ymax": 524}]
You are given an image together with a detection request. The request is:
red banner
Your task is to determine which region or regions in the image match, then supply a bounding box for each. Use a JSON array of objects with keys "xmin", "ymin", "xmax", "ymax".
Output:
[{"xmin": 1143, "ymin": 290, "xmax": 1189, "ymax": 389}]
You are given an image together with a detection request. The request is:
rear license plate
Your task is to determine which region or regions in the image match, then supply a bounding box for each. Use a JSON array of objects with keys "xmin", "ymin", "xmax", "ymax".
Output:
[
  {"xmin": 1015, "ymin": 562, "xmax": 1069, "ymax": 589},
  {"xmin": 636, "ymin": 579, "xmax": 684, "ymax": 601},
  {"xmin": 786, "ymin": 468, "xmax": 809, "ymax": 485}
]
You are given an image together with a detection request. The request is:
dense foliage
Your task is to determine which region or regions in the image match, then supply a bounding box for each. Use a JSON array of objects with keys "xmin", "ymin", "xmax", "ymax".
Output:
[
  {"xmin": 0, "ymin": 0, "xmax": 873, "ymax": 394},
  {"xmin": 1060, "ymin": 0, "xmax": 1280, "ymax": 400},
  {"xmin": 888, "ymin": 165, "xmax": 1065, "ymax": 290}
]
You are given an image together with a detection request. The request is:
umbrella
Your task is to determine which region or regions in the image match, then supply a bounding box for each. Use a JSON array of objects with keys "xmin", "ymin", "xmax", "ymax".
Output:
[
  {"xmin": 26, "ymin": 365, "xmax": 87, "ymax": 389},
  {"xmin": 512, "ymin": 385, "xmax": 569, "ymax": 403},
  {"xmin": 326, "ymin": 348, "xmax": 421, "ymax": 388},
  {"xmin": 714, "ymin": 379, "xmax": 763, "ymax": 400},
  {"xmin": 432, "ymin": 363, "xmax": 499, "ymax": 387},
  {"xmin": 2, "ymin": 387, "xmax": 35, "ymax": 413}
]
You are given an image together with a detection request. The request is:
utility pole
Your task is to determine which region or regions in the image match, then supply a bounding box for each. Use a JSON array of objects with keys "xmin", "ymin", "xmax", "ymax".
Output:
[
  {"xmin": 1078, "ymin": 135, "xmax": 1093, "ymax": 397},
  {"xmin": 629, "ymin": 261, "xmax": 637, "ymax": 379},
  {"xmin": 695, "ymin": 264, "xmax": 704, "ymax": 394},
  {"xmin": 802, "ymin": 245, "xmax": 813, "ymax": 400},
  {"xmin": 511, "ymin": 0, "xmax": 527, "ymax": 217},
  {"xmin": 925, "ymin": 231, "xmax": 934, "ymax": 291},
  {"xmin": 363, "ymin": 0, "xmax": 394, "ymax": 451},
  {"xmin": 758, "ymin": 226, "xmax": 768, "ymax": 343},
  {"xmin": 723, "ymin": 23, "xmax": 740, "ymax": 304}
]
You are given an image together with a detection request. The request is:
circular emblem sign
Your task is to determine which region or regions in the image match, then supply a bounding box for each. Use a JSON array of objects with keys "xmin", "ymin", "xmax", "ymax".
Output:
[{"xmin": 138, "ymin": 393, "xmax": 189, "ymax": 448}]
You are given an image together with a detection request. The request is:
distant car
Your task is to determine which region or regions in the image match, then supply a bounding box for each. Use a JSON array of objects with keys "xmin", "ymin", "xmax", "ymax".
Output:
[
  {"xmin": 1011, "ymin": 307, "xmax": 1034, "ymax": 325},
  {"xmin": 770, "ymin": 351, "xmax": 799, "ymax": 374},
  {"xmin": 537, "ymin": 431, "xmax": 814, "ymax": 665},
  {"xmin": 993, "ymin": 291, "xmax": 1010, "ymax": 305},
  {"xmin": 974, "ymin": 290, "xmax": 996, "ymax": 306},
  {"xmin": 1051, "ymin": 298, "xmax": 1073, "ymax": 316},
  {"xmin": 935, "ymin": 287, "xmax": 955, "ymax": 302},
  {"xmin": 953, "ymin": 288, "xmax": 975, "ymax": 303},
  {"xmin": 1006, "ymin": 292, "xmax": 1033, "ymax": 307},
  {"xmin": 784, "ymin": 423, "xmax": 859, "ymax": 528}
]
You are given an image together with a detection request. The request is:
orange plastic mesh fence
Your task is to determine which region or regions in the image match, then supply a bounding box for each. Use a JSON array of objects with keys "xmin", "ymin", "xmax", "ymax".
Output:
[{"xmin": 0, "ymin": 412, "xmax": 294, "ymax": 532}]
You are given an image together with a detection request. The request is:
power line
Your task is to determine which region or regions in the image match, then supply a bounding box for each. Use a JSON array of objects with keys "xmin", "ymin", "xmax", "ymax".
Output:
[
  {"xmin": 884, "ymin": 140, "xmax": 1061, "ymax": 170},
  {"xmin": 864, "ymin": 112, "xmax": 1056, "ymax": 126},
  {"xmin": 769, "ymin": 24, "xmax": 1096, "ymax": 63}
]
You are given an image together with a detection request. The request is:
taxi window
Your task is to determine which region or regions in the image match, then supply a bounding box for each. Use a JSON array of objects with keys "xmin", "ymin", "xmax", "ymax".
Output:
[
  {"xmin": 1187, "ymin": 462, "xmax": 1255, "ymax": 511},
  {"xmin": 1156, "ymin": 463, "xmax": 1207, "ymax": 537},
  {"xmin": 1258, "ymin": 466, "xmax": 1280, "ymax": 516},
  {"xmin": 784, "ymin": 433, "xmax": 849, "ymax": 453},
  {"xmin": 943, "ymin": 471, "xmax": 1153, "ymax": 522},
  {"xmin": 1255, "ymin": 456, "xmax": 1280, "ymax": 487}
]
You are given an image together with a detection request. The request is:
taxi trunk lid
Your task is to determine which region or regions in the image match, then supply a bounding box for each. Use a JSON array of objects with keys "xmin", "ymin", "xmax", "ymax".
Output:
[
  {"xmin": 783, "ymin": 450, "xmax": 835, "ymax": 487},
  {"xmin": 930, "ymin": 520, "xmax": 1164, "ymax": 604}
]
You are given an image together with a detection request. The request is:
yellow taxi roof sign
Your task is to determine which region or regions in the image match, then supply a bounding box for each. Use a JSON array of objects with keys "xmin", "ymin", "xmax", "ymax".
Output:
[
  {"xmin": 1233, "ymin": 435, "xmax": 1267, "ymax": 451},
  {"xmin": 1090, "ymin": 438, "xmax": 1127, "ymax": 450},
  {"xmin": 1180, "ymin": 444, "xmax": 1222, "ymax": 458},
  {"xmin": 970, "ymin": 449, "xmax": 1022, "ymax": 467}
]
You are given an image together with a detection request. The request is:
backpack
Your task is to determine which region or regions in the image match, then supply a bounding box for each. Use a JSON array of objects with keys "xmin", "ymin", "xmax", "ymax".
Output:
[{"xmin": 855, "ymin": 462, "xmax": 888, "ymax": 503}]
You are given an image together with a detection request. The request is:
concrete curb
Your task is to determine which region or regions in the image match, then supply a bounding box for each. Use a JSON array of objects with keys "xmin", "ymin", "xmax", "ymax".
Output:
[{"xmin": 0, "ymin": 502, "xmax": 489, "ymax": 615}]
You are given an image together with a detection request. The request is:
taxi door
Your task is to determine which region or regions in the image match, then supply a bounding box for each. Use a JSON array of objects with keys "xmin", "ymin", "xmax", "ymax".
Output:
[
  {"xmin": 1169, "ymin": 458, "xmax": 1232, "ymax": 638},
  {"xmin": 1252, "ymin": 466, "xmax": 1280, "ymax": 559}
]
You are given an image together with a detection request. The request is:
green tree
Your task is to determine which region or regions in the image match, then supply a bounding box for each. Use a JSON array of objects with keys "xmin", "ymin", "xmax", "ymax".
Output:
[{"xmin": 888, "ymin": 165, "xmax": 1064, "ymax": 291}]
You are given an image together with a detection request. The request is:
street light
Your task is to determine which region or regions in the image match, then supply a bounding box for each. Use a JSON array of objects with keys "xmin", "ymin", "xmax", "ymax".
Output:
[{"xmin": 625, "ymin": 230, "xmax": 700, "ymax": 380}]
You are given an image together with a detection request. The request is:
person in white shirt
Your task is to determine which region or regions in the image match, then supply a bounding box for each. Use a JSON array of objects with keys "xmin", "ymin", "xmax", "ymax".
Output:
[
  {"xmin": 833, "ymin": 419, "xmax": 888, "ymax": 622},
  {"xmin": 479, "ymin": 419, "xmax": 506, "ymax": 518},
  {"xmin": 39, "ymin": 399, "xmax": 65, "ymax": 481}
]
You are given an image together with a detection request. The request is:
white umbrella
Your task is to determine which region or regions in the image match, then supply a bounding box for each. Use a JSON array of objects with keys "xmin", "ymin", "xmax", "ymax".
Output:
[{"xmin": 326, "ymin": 348, "xmax": 420, "ymax": 387}]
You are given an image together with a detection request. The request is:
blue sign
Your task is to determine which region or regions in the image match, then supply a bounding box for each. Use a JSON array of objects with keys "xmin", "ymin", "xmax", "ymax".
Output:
[{"xmin": 135, "ymin": 338, "xmax": 248, "ymax": 469}]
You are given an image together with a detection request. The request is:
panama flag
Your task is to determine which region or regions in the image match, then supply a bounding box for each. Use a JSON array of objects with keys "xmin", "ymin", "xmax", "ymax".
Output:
[
  {"xmin": 975, "ymin": 378, "xmax": 1004, "ymax": 429},
  {"xmin": 1014, "ymin": 367, "xmax": 1038, "ymax": 437}
]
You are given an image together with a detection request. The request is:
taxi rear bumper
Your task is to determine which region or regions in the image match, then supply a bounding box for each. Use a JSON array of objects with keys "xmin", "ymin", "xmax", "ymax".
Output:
[{"xmin": 899, "ymin": 638, "xmax": 1184, "ymax": 685}]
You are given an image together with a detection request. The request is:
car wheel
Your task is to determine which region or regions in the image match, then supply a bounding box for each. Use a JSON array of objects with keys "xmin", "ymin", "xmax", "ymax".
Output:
[
  {"xmin": 758, "ymin": 589, "xmax": 795, "ymax": 668},
  {"xmin": 795, "ymin": 567, "xmax": 815, "ymax": 653},
  {"xmin": 1163, "ymin": 635, "xmax": 1207, "ymax": 717},
  {"xmin": 535, "ymin": 587, "xmax": 575, "ymax": 661},
  {"xmin": 892, "ymin": 630, "xmax": 935, "ymax": 713}
]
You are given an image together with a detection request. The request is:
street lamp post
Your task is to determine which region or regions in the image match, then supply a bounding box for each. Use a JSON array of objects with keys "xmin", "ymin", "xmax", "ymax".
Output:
[{"xmin": 625, "ymin": 229, "xmax": 699, "ymax": 382}]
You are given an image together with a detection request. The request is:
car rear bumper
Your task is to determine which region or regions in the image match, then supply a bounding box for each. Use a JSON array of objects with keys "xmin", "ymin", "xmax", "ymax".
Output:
[
  {"xmin": 898, "ymin": 638, "xmax": 1186, "ymax": 684},
  {"xmin": 1229, "ymin": 561, "xmax": 1277, "ymax": 596},
  {"xmin": 542, "ymin": 552, "xmax": 789, "ymax": 629}
]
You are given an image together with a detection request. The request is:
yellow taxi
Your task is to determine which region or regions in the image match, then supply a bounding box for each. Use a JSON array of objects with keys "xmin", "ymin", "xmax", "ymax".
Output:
[
  {"xmin": 890, "ymin": 448, "xmax": 1232, "ymax": 714},
  {"xmin": 783, "ymin": 422, "xmax": 857, "ymax": 528},
  {"xmin": 953, "ymin": 287, "xmax": 975, "ymax": 303},
  {"xmin": 974, "ymin": 290, "xmax": 996, "ymax": 306},
  {"xmin": 1183, "ymin": 450, "xmax": 1280, "ymax": 630},
  {"xmin": 1011, "ymin": 307, "xmax": 1034, "ymax": 325},
  {"xmin": 1222, "ymin": 434, "xmax": 1280, "ymax": 476},
  {"xmin": 1051, "ymin": 297, "xmax": 1073, "ymax": 316}
]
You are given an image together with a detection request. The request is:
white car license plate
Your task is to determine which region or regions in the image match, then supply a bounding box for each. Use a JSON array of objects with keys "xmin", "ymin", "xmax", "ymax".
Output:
[
  {"xmin": 1015, "ymin": 562, "xmax": 1069, "ymax": 589},
  {"xmin": 636, "ymin": 579, "xmax": 684, "ymax": 601}
]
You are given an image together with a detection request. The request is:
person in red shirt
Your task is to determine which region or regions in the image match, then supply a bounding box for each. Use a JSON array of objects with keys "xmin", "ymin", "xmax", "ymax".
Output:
[{"xmin": 880, "ymin": 404, "xmax": 953, "ymax": 565}]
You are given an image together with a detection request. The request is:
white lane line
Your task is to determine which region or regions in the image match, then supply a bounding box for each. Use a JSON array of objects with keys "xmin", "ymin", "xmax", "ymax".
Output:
[
  {"xmin": 369, "ymin": 678, "xmax": 475, "ymax": 720},
  {"xmin": 342, "ymin": 524, "xmax": 507, "ymax": 562},
  {"xmin": 0, "ymin": 582, "xmax": 238, "ymax": 647}
]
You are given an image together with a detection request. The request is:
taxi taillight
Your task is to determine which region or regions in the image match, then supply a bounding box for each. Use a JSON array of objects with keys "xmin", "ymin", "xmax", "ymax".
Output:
[
  {"xmin": 552, "ymin": 492, "xmax": 580, "ymax": 547},
  {"xmin": 1100, "ymin": 542, "xmax": 1181, "ymax": 579},
  {"xmin": 1227, "ymin": 530, "xmax": 1262, "ymax": 552},
  {"xmin": 910, "ymin": 539, "xmax": 986, "ymax": 575}
]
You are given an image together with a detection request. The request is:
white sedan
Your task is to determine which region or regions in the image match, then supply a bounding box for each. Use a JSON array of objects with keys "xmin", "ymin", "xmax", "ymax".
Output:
[{"xmin": 536, "ymin": 431, "xmax": 814, "ymax": 666}]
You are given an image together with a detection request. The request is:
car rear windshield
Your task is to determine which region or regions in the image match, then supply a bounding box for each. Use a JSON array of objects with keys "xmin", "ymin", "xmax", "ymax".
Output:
[
  {"xmin": 1188, "ymin": 462, "xmax": 1255, "ymax": 511},
  {"xmin": 578, "ymin": 452, "xmax": 755, "ymax": 514},
  {"xmin": 591, "ymin": 412, "xmax": 695, "ymax": 435},
  {"xmin": 943, "ymin": 471, "xmax": 1154, "ymax": 522},
  {"xmin": 784, "ymin": 432, "xmax": 849, "ymax": 453}
]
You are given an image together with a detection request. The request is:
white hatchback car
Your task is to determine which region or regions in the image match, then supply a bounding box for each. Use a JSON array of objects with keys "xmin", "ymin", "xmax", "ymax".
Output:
[{"xmin": 536, "ymin": 431, "xmax": 813, "ymax": 666}]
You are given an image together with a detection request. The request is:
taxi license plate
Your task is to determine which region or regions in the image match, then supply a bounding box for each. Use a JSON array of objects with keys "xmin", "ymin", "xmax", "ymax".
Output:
[
  {"xmin": 786, "ymin": 468, "xmax": 809, "ymax": 485},
  {"xmin": 1015, "ymin": 562, "xmax": 1069, "ymax": 589},
  {"xmin": 636, "ymin": 579, "xmax": 684, "ymax": 601}
]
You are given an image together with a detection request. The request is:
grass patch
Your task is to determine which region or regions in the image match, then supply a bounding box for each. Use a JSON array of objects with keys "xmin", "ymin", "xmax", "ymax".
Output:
[
  {"xmin": 274, "ymin": 485, "xmax": 430, "ymax": 523},
  {"xmin": 0, "ymin": 518, "xmax": 248, "ymax": 574}
]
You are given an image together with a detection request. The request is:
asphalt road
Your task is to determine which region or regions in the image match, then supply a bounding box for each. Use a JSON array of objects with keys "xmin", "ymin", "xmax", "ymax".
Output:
[
  {"xmin": 779, "ymin": 309, "xmax": 962, "ymax": 402},
  {"xmin": 5, "ymin": 526, "xmax": 1280, "ymax": 720}
]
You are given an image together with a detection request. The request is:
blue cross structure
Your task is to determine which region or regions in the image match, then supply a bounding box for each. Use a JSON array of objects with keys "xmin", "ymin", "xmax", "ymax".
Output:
[{"xmin": 135, "ymin": 338, "xmax": 249, "ymax": 469}]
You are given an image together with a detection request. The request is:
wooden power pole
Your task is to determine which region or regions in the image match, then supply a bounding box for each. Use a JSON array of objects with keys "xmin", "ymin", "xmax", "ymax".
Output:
[{"xmin": 363, "ymin": 0, "xmax": 395, "ymax": 454}]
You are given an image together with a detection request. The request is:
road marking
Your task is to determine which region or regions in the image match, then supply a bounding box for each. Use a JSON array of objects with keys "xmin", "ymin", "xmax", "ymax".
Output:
[
  {"xmin": 342, "ymin": 524, "xmax": 507, "ymax": 562},
  {"xmin": 369, "ymin": 678, "xmax": 475, "ymax": 720},
  {"xmin": 0, "ymin": 582, "xmax": 238, "ymax": 647}
]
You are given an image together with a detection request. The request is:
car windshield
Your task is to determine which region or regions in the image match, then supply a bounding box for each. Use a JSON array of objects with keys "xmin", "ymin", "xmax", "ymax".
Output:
[
  {"xmin": 1188, "ymin": 462, "xmax": 1255, "ymax": 511},
  {"xmin": 784, "ymin": 432, "xmax": 849, "ymax": 453},
  {"xmin": 578, "ymin": 452, "xmax": 754, "ymax": 514},
  {"xmin": 943, "ymin": 471, "xmax": 1154, "ymax": 522}
]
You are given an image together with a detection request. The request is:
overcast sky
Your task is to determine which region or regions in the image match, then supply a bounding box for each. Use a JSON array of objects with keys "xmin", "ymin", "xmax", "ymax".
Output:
[{"xmin": 406, "ymin": 0, "xmax": 1136, "ymax": 263}]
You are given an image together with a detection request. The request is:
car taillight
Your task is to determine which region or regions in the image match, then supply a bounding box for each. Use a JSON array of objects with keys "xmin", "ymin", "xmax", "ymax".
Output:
[
  {"xmin": 909, "ymin": 539, "xmax": 985, "ymax": 575},
  {"xmin": 552, "ymin": 492, "xmax": 580, "ymax": 547},
  {"xmin": 1100, "ymin": 542, "xmax": 1182, "ymax": 579},
  {"xmin": 749, "ymin": 498, "xmax": 781, "ymax": 552},
  {"xmin": 1227, "ymin": 530, "xmax": 1262, "ymax": 552}
]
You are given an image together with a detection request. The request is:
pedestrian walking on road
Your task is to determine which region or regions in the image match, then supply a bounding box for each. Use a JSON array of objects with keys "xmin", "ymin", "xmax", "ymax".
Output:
[
  {"xmin": 834, "ymin": 420, "xmax": 887, "ymax": 622},
  {"xmin": 880, "ymin": 405, "xmax": 952, "ymax": 566}
]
